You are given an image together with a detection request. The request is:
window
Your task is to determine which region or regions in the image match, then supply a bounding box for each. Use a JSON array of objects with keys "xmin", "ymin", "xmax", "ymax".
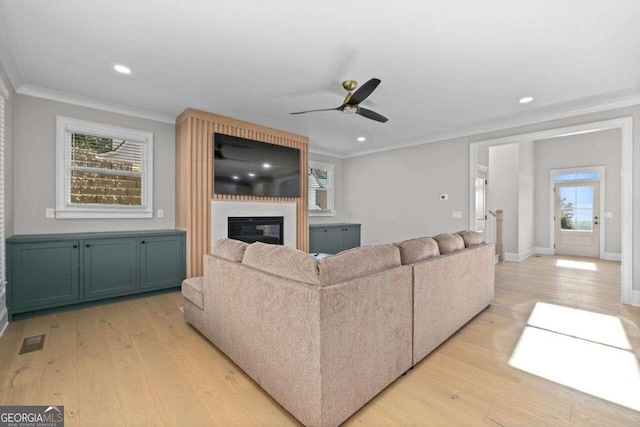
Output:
[
  {"xmin": 554, "ymin": 171, "xmax": 599, "ymax": 182},
  {"xmin": 56, "ymin": 116, "xmax": 153, "ymax": 218},
  {"xmin": 308, "ymin": 161, "xmax": 335, "ymax": 216}
]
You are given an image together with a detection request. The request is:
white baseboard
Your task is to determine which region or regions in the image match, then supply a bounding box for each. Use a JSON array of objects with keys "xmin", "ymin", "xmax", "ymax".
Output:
[
  {"xmin": 534, "ymin": 247, "xmax": 555, "ymax": 255},
  {"xmin": 505, "ymin": 248, "xmax": 535, "ymax": 262},
  {"xmin": 603, "ymin": 252, "xmax": 622, "ymax": 261},
  {"xmin": 0, "ymin": 307, "xmax": 7, "ymax": 339},
  {"xmin": 632, "ymin": 290, "xmax": 640, "ymax": 307}
]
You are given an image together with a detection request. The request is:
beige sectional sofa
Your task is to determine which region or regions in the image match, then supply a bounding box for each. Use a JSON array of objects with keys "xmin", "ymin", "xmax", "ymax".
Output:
[{"xmin": 182, "ymin": 231, "xmax": 494, "ymax": 427}]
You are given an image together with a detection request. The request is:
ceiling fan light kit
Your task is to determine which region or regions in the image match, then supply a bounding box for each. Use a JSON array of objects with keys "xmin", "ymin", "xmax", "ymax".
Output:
[{"xmin": 291, "ymin": 78, "xmax": 389, "ymax": 123}]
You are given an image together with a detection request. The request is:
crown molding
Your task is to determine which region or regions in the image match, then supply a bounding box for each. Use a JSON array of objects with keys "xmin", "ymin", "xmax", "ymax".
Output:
[
  {"xmin": 308, "ymin": 147, "xmax": 346, "ymax": 159},
  {"xmin": 340, "ymin": 91, "xmax": 640, "ymax": 158},
  {"xmin": 16, "ymin": 84, "xmax": 176, "ymax": 124}
]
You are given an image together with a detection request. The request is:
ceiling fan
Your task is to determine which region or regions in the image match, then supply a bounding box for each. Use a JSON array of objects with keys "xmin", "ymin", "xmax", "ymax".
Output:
[{"xmin": 290, "ymin": 78, "xmax": 388, "ymax": 123}]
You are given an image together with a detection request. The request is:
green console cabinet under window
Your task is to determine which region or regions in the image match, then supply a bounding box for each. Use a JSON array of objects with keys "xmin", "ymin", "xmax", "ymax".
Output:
[
  {"xmin": 7, "ymin": 230, "xmax": 186, "ymax": 320},
  {"xmin": 309, "ymin": 223, "xmax": 361, "ymax": 254}
]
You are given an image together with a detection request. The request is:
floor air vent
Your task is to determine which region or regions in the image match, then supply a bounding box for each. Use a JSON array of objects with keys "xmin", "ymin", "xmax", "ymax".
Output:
[{"xmin": 19, "ymin": 334, "xmax": 46, "ymax": 355}]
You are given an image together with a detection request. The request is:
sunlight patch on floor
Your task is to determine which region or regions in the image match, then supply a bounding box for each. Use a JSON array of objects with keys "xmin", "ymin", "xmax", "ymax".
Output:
[
  {"xmin": 555, "ymin": 259, "xmax": 597, "ymax": 271},
  {"xmin": 509, "ymin": 302, "xmax": 640, "ymax": 411}
]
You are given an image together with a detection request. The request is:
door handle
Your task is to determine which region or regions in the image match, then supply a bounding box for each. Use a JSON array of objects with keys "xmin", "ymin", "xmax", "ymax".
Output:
[{"xmin": 594, "ymin": 221, "xmax": 599, "ymax": 225}]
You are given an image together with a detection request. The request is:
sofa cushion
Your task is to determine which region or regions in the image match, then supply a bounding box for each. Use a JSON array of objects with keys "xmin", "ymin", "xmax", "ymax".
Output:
[
  {"xmin": 182, "ymin": 276, "xmax": 204, "ymax": 309},
  {"xmin": 433, "ymin": 233, "xmax": 465, "ymax": 254},
  {"xmin": 457, "ymin": 230, "xmax": 485, "ymax": 248},
  {"xmin": 242, "ymin": 242, "xmax": 320, "ymax": 285},
  {"xmin": 395, "ymin": 237, "xmax": 440, "ymax": 265},
  {"xmin": 318, "ymin": 244, "xmax": 401, "ymax": 286},
  {"xmin": 212, "ymin": 238, "xmax": 248, "ymax": 262}
]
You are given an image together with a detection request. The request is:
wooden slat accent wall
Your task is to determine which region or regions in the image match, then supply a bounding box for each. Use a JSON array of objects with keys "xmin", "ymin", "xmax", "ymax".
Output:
[{"xmin": 175, "ymin": 108, "xmax": 309, "ymax": 277}]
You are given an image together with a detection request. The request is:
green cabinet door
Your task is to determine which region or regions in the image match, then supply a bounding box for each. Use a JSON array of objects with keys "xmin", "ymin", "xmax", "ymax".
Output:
[
  {"xmin": 140, "ymin": 235, "xmax": 186, "ymax": 289},
  {"xmin": 10, "ymin": 241, "xmax": 80, "ymax": 310},
  {"xmin": 309, "ymin": 228, "xmax": 328, "ymax": 253},
  {"xmin": 83, "ymin": 238, "xmax": 138, "ymax": 299},
  {"xmin": 326, "ymin": 228, "xmax": 344, "ymax": 254},
  {"xmin": 343, "ymin": 226, "xmax": 361, "ymax": 251}
]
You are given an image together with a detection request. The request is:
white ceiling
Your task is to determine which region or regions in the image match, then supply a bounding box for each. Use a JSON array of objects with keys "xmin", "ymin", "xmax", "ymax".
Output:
[{"xmin": 1, "ymin": 0, "xmax": 639, "ymax": 157}]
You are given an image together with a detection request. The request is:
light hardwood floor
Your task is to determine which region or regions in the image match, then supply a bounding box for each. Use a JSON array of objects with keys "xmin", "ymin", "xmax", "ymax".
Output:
[{"xmin": 1, "ymin": 255, "xmax": 639, "ymax": 426}]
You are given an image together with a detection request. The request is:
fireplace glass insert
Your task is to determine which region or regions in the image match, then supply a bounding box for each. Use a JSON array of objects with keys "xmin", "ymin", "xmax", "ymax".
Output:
[{"xmin": 228, "ymin": 216, "xmax": 284, "ymax": 245}]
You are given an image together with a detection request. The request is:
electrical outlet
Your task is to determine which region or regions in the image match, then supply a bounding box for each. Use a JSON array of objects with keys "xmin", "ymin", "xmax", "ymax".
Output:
[
  {"xmin": 45, "ymin": 208, "xmax": 55, "ymax": 219},
  {"xmin": 452, "ymin": 211, "xmax": 462, "ymax": 219},
  {"xmin": 157, "ymin": 209, "xmax": 164, "ymax": 218},
  {"xmin": 440, "ymin": 194, "xmax": 449, "ymax": 201}
]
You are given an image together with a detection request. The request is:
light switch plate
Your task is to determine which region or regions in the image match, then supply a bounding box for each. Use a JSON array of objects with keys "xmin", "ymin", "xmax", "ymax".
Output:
[
  {"xmin": 157, "ymin": 209, "xmax": 164, "ymax": 218},
  {"xmin": 45, "ymin": 208, "xmax": 55, "ymax": 219},
  {"xmin": 452, "ymin": 211, "xmax": 463, "ymax": 219},
  {"xmin": 604, "ymin": 212, "xmax": 613, "ymax": 218}
]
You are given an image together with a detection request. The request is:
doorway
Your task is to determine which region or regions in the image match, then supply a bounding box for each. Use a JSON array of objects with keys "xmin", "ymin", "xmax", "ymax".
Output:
[{"xmin": 475, "ymin": 166, "xmax": 488, "ymax": 237}]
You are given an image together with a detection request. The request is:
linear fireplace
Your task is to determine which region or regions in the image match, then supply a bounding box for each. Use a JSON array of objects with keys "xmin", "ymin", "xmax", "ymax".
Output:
[{"xmin": 228, "ymin": 216, "xmax": 284, "ymax": 245}]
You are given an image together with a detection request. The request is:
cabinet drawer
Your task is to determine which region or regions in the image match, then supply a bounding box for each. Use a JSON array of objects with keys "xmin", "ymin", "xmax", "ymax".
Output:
[{"xmin": 11, "ymin": 241, "xmax": 80, "ymax": 310}]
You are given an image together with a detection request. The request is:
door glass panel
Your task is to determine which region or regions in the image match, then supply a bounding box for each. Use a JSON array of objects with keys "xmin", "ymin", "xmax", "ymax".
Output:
[
  {"xmin": 475, "ymin": 177, "xmax": 485, "ymax": 220},
  {"xmin": 559, "ymin": 185, "xmax": 594, "ymax": 232}
]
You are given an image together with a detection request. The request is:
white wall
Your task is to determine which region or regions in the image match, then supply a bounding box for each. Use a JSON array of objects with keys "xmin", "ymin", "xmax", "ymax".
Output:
[
  {"xmin": 534, "ymin": 129, "xmax": 621, "ymax": 253},
  {"xmin": 487, "ymin": 144, "xmax": 520, "ymax": 254},
  {"xmin": 518, "ymin": 141, "xmax": 535, "ymax": 254},
  {"xmin": 308, "ymin": 151, "xmax": 350, "ymax": 224},
  {"xmin": 344, "ymin": 138, "xmax": 468, "ymax": 245},
  {"xmin": 13, "ymin": 94, "xmax": 175, "ymax": 234}
]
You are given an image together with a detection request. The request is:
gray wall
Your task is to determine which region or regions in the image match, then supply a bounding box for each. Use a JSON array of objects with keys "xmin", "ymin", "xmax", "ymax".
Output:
[
  {"xmin": 344, "ymin": 138, "xmax": 468, "ymax": 245},
  {"xmin": 342, "ymin": 104, "xmax": 640, "ymax": 292},
  {"xmin": 487, "ymin": 143, "xmax": 520, "ymax": 254},
  {"xmin": 534, "ymin": 129, "xmax": 622, "ymax": 253},
  {"xmin": 13, "ymin": 95, "xmax": 175, "ymax": 234},
  {"xmin": 518, "ymin": 141, "xmax": 535, "ymax": 254},
  {"xmin": 308, "ymin": 151, "xmax": 349, "ymax": 224}
]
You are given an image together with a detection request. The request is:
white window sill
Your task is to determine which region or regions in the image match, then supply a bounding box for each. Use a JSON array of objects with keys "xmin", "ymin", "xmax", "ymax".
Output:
[
  {"xmin": 309, "ymin": 211, "xmax": 337, "ymax": 217},
  {"xmin": 56, "ymin": 211, "xmax": 154, "ymax": 219}
]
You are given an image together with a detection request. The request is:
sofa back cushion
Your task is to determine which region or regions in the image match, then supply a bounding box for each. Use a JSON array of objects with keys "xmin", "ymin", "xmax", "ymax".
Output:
[
  {"xmin": 395, "ymin": 237, "xmax": 440, "ymax": 265},
  {"xmin": 212, "ymin": 238, "xmax": 249, "ymax": 262},
  {"xmin": 318, "ymin": 244, "xmax": 401, "ymax": 286},
  {"xmin": 457, "ymin": 230, "xmax": 485, "ymax": 248},
  {"xmin": 433, "ymin": 233, "xmax": 465, "ymax": 254},
  {"xmin": 242, "ymin": 242, "xmax": 320, "ymax": 285}
]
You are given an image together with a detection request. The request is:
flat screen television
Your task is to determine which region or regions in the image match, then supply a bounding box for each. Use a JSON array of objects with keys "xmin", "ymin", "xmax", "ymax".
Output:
[{"xmin": 213, "ymin": 133, "xmax": 301, "ymax": 197}]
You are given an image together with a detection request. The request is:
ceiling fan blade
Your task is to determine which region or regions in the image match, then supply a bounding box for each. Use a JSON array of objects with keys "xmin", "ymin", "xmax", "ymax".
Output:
[
  {"xmin": 357, "ymin": 107, "xmax": 388, "ymax": 123},
  {"xmin": 347, "ymin": 78, "xmax": 381, "ymax": 105},
  {"xmin": 290, "ymin": 107, "xmax": 340, "ymax": 115}
]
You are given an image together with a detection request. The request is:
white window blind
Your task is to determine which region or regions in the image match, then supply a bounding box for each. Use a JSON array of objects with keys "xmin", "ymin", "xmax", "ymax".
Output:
[
  {"xmin": 308, "ymin": 161, "xmax": 335, "ymax": 216},
  {"xmin": 56, "ymin": 116, "xmax": 154, "ymax": 219},
  {"xmin": 0, "ymin": 94, "xmax": 5, "ymax": 293}
]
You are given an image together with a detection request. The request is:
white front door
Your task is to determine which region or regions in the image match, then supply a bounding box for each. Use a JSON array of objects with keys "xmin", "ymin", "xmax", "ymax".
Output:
[{"xmin": 554, "ymin": 182, "xmax": 600, "ymax": 257}]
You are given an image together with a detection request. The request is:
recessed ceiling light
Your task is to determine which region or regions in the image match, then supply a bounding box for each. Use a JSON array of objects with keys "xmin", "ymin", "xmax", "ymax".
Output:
[
  {"xmin": 357, "ymin": 136, "xmax": 366, "ymax": 142},
  {"xmin": 248, "ymin": 173, "xmax": 256, "ymax": 177},
  {"xmin": 232, "ymin": 175, "xmax": 239, "ymax": 180},
  {"xmin": 114, "ymin": 64, "xmax": 131, "ymax": 75},
  {"xmin": 262, "ymin": 163, "xmax": 271, "ymax": 169},
  {"xmin": 519, "ymin": 96, "xmax": 534, "ymax": 104}
]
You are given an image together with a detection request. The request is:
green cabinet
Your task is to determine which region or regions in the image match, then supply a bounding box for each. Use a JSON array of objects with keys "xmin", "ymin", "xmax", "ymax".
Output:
[
  {"xmin": 7, "ymin": 230, "xmax": 186, "ymax": 320},
  {"xmin": 309, "ymin": 223, "xmax": 361, "ymax": 254}
]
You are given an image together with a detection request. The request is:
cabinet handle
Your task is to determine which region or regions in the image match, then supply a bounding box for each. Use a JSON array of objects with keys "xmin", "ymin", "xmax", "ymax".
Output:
[
  {"xmin": 85, "ymin": 244, "xmax": 90, "ymax": 248},
  {"xmin": 73, "ymin": 245, "xmax": 78, "ymax": 249},
  {"xmin": 141, "ymin": 241, "xmax": 146, "ymax": 244},
  {"xmin": 324, "ymin": 229, "xmax": 327, "ymax": 232}
]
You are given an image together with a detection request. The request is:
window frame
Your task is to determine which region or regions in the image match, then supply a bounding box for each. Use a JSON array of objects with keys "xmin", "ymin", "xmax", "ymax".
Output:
[
  {"xmin": 308, "ymin": 160, "xmax": 336, "ymax": 217},
  {"xmin": 55, "ymin": 116, "xmax": 154, "ymax": 219}
]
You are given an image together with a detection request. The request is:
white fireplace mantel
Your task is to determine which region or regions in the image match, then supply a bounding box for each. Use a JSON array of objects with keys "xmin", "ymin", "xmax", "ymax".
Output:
[{"xmin": 211, "ymin": 201, "xmax": 297, "ymax": 250}]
